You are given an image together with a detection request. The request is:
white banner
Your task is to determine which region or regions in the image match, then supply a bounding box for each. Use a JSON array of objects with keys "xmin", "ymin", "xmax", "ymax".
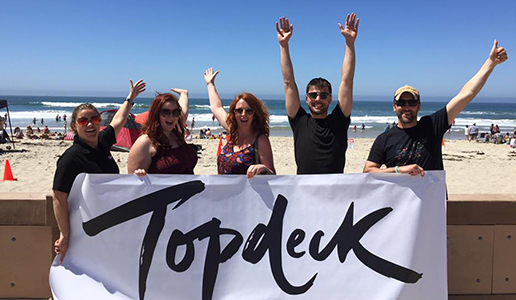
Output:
[{"xmin": 50, "ymin": 172, "xmax": 447, "ymax": 300}]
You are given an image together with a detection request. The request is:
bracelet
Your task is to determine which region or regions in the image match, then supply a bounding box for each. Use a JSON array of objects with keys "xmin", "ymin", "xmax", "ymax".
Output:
[{"xmin": 395, "ymin": 166, "xmax": 399, "ymax": 174}]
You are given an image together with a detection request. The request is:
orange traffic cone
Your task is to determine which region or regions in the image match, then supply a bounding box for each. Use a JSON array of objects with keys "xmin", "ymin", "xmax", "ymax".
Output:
[
  {"xmin": 216, "ymin": 137, "xmax": 223, "ymax": 157},
  {"xmin": 1, "ymin": 159, "xmax": 17, "ymax": 181}
]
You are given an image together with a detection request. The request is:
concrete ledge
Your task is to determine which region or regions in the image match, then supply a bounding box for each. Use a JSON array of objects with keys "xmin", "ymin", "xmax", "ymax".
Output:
[
  {"xmin": 0, "ymin": 193, "xmax": 50, "ymax": 225},
  {"xmin": 0, "ymin": 193, "xmax": 515, "ymax": 299},
  {"xmin": 448, "ymin": 195, "xmax": 516, "ymax": 225},
  {"xmin": 450, "ymin": 296, "xmax": 516, "ymax": 300}
]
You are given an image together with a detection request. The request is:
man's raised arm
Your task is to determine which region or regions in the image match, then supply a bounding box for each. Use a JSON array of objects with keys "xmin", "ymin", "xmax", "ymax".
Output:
[
  {"xmin": 337, "ymin": 13, "xmax": 359, "ymax": 118},
  {"xmin": 446, "ymin": 40, "xmax": 508, "ymax": 124},
  {"xmin": 276, "ymin": 16, "xmax": 300, "ymax": 118}
]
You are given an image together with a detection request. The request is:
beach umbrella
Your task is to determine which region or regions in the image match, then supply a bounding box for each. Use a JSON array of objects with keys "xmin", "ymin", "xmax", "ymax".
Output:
[
  {"xmin": 64, "ymin": 131, "xmax": 75, "ymax": 141},
  {"xmin": 0, "ymin": 99, "xmax": 15, "ymax": 149},
  {"xmin": 135, "ymin": 111, "xmax": 149, "ymax": 125}
]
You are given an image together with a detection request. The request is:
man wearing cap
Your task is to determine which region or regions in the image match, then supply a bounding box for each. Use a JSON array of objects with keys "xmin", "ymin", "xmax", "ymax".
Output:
[
  {"xmin": 364, "ymin": 40, "xmax": 508, "ymax": 175},
  {"xmin": 276, "ymin": 13, "xmax": 359, "ymax": 174}
]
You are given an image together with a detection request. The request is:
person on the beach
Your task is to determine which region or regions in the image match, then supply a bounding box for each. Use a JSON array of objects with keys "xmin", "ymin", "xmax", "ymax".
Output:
[
  {"xmin": 470, "ymin": 123, "xmax": 479, "ymax": 141},
  {"xmin": 276, "ymin": 13, "xmax": 358, "ymax": 174},
  {"xmin": 128, "ymin": 89, "xmax": 197, "ymax": 176},
  {"xmin": 52, "ymin": 79, "xmax": 146, "ymax": 263},
  {"xmin": 364, "ymin": 40, "xmax": 508, "ymax": 176},
  {"xmin": 204, "ymin": 68, "xmax": 275, "ymax": 177},
  {"xmin": 464, "ymin": 125, "xmax": 470, "ymax": 141},
  {"xmin": 0, "ymin": 118, "xmax": 9, "ymax": 144}
]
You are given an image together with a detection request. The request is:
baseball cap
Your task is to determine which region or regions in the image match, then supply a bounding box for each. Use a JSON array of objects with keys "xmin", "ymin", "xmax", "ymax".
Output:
[{"xmin": 394, "ymin": 85, "xmax": 420, "ymax": 101}]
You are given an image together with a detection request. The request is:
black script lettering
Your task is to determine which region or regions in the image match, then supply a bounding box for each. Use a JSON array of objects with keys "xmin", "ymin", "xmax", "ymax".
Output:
[
  {"xmin": 308, "ymin": 202, "xmax": 423, "ymax": 283},
  {"xmin": 286, "ymin": 229, "xmax": 306, "ymax": 258},
  {"xmin": 166, "ymin": 218, "xmax": 243, "ymax": 300},
  {"xmin": 82, "ymin": 181, "xmax": 205, "ymax": 300},
  {"xmin": 243, "ymin": 195, "xmax": 317, "ymax": 295}
]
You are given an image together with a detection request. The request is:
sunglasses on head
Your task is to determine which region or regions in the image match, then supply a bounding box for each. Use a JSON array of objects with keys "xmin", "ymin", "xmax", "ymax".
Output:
[
  {"xmin": 307, "ymin": 92, "xmax": 330, "ymax": 100},
  {"xmin": 160, "ymin": 108, "xmax": 181, "ymax": 118},
  {"xmin": 76, "ymin": 115, "xmax": 101, "ymax": 127},
  {"xmin": 395, "ymin": 99, "xmax": 419, "ymax": 107},
  {"xmin": 234, "ymin": 108, "xmax": 255, "ymax": 116}
]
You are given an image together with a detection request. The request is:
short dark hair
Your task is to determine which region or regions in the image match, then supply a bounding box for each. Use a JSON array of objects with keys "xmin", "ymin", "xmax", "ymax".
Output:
[{"xmin": 306, "ymin": 78, "xmax": 332, "ymax": 94}]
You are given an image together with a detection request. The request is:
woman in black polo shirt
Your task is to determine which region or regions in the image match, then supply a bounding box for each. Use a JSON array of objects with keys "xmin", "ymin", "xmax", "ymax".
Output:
[{"xmin": 52, "ymin": 79, "xmax": 146, "ymax": 263}]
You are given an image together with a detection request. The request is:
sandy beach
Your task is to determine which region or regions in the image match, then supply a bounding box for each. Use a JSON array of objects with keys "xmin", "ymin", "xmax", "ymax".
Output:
[{"xmin": 1, "ymin": 136, "xmax": 515, "ymax": 195}]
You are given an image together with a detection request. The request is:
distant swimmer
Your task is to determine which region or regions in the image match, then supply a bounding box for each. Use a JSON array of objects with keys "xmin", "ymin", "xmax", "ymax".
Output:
[{"xmin": 364, "ymin": 40, "xmax": 508, "ymax": 176}]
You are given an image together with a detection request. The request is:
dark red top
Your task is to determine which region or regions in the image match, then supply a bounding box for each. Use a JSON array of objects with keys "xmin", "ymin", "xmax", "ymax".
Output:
[{"xmin": 148, "ymin": 144, "xmax": 198, "ymax": 174}]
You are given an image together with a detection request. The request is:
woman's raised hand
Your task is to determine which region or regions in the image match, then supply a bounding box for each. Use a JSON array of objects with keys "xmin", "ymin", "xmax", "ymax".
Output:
[
  {"xmin": 204, "ymin": 68, "xmax": 220, "ymax": 85},
  {"xmin": 128, "ymin": 79, "xmax": 146, "ymax": 101}
]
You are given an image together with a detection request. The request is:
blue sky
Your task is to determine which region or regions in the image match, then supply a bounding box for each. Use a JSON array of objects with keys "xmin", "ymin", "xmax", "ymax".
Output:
[{"xmin": 0, "ymin": 0, "xmax": 514, "ymax": 100}]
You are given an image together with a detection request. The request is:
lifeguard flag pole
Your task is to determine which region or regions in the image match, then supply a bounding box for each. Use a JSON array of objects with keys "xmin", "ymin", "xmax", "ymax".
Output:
[{"xmin": 0, "ymin": 99, "xmax": 15, "ymax": 150}]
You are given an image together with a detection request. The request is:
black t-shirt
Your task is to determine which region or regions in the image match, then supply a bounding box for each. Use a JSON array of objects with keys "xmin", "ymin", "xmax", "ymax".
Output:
[
  {"xmin": 367, "ymin": 107, "xmax": 451, "ymax": 170},
  {"xmin": 52, "ymin": 125, "xmax": 119, "ymax": 193},
  {"xmin": 289, "ymin": 105, "xmax": 350, "ymax": 174}
]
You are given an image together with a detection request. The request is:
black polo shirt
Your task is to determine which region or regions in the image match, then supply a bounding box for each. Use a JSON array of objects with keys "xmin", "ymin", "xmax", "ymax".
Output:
[{"xmin": 52, "ymin": 125, "xmax": 119, "ymax": 193}]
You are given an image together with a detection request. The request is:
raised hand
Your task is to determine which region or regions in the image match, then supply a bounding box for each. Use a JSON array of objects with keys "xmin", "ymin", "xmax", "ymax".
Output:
[
  {"xmin": 489, "ymin": 40, "xmax": 508, "ymax": 65},
  {"xmin": 204, "ymin": 68, "xmax": 220, "ymax": 85},
  {"xmin": 170, "ymin": 88, "xmax": 188, "ymax": 95},
  {"xmin": 338, "ymin": 13, "xmax": 359, "ymax": 42},
  {"xmin": 276, "ymin": 16, "xmax": 293, "ymax": 46},
  {"xmin": 128, "ymin": 79, "xmax": 146, "ymax": 100}
]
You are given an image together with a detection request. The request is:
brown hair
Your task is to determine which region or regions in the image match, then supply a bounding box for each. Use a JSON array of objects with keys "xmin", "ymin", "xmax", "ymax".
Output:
[
  {"xmin": 70, "ymin": 103, "xmax": 100, "ymax": 134},
  {"xmin": 226, "ymin": 92, "xmax": 269, "ymax": 144},
  {"xmin": 143, "ymin": 93, "xmax": 185, "ymax": 149}
]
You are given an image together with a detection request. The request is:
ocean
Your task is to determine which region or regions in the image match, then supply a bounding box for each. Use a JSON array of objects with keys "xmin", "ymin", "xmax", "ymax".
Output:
[{"xmin": 1, "ymin": 95, "xmax": 515, "ymax": 140}]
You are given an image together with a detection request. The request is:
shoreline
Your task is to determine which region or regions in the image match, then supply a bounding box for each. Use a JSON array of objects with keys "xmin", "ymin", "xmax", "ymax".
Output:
[{"xmin": 1, "ymin": 136, "xmax": 515, "ymax": 196}]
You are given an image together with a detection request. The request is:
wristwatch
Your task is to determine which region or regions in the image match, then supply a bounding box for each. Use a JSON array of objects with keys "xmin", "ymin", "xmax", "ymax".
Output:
[{"xmin": 125, "ymin": 98, "xmax": 135, "ymax": 106}]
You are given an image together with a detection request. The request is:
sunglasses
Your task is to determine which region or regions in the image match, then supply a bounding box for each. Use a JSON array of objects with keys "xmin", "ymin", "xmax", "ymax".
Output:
[
  {"xmin": 395, "ymin": 100, "xmax": 419, "ymax": 107},
  {"xmin": 307, "ymin": 92, "xmax": 330, "ymax": 100},
  {"xmin": 160, "ymin": 108, "xmax": 181, "ymax": 118},
  {"xmin": 234, "ymin": 108, "xmax": 255, "ymax": 116},
  {"xmin": 76, "ymin": 115, "xmax": 101, "ymax": 127}
]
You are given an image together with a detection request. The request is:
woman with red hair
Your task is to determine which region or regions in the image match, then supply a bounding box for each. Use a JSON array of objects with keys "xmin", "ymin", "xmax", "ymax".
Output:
[
  {"xmin": 128, "ymin": 89, "xmax": 197, "ymax": 175},
  {"xmin": 204, "ymin": 68, "xmax": 275, "ymax": 177}
]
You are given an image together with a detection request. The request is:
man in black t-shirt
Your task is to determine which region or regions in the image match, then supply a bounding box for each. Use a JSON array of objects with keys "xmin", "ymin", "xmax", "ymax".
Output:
[
  {"xmin": 364, "ymin": 40, "xmax": 508, "ymax": 176},
  {"xmin": 276, "ymin": 13, "xmax": 358, "ymax": 174}
]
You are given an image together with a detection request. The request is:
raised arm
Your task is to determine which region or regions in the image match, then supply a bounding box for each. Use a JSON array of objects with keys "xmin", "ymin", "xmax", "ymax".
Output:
[
  {"xmin": 446, "ymin": 40, "xmax": 508, "ymax": 124},
  {"xmin": 337, "ymin": 13, "xmax": 359, "ymax": 117},
  {"xmin": 276, "ymin": 17, "xmax": 300, "ymax": 118},
  {"xmin": 204, "ymin": 68, "xmax": 229, "ymax": 131},
  {"xmin": 111, "ymin": 79, "xmax": 146, "ymax": 135},
  {"xmin": 171, "ymin": 88, "xmax": 189, "ymax": 127}
]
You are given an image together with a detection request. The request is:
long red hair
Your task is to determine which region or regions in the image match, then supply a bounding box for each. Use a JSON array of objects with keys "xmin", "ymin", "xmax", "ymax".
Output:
[
  {"xmin": 143, "ymin": 93, "xmax": 185, "ymax": 149},
  {"xmin": 226, "ymin": 92, "xmax": 269, "ymax": 144}
]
